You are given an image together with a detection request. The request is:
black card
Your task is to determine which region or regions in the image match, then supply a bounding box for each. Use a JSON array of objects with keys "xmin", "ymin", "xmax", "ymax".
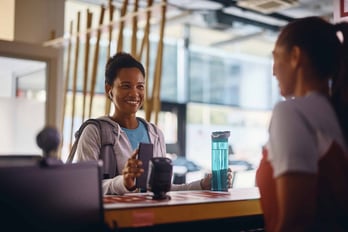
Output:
[{"xmin": 136, "ymin": 143, "xmax": 154, "ymax": 192}]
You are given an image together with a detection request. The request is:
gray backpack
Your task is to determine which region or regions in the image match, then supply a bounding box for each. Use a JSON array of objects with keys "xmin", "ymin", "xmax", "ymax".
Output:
[{"xmin": 66, "ymin": 118, "xmax": 118, "ymax": 179}]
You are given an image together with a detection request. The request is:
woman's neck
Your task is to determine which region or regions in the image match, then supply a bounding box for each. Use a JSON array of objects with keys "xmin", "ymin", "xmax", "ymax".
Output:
[
  {"xmin": 294, "ymin": 71, "xmax": 329, "ymax": 97},
  {"xmin": 110, "ymin": 113, "xmax": 138, "ymax": 129}
]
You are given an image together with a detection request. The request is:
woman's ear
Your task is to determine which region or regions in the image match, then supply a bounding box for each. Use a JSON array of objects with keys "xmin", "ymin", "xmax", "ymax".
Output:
[
  {"xmin": 290, "ymin": 46, "xmax": 301, "ymax": 69},
  {"xmin": 105, "ymin": 84, "xmax": 112, "ymax": 100}
]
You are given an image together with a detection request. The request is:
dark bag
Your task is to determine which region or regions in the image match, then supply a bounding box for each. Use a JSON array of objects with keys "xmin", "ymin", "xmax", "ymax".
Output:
[{"xmin": 66, "ymin": 118, "xmax": 118, "ymax": 179}]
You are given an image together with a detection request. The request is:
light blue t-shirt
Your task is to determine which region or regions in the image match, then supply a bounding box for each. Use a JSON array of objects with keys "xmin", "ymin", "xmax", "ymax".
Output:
[{"xmin": 122, "ymin": 119, "xmax": 150, "ymax": 150}]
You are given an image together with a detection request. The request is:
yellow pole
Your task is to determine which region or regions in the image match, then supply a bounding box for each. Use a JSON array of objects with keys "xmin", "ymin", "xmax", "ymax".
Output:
[
  {"xmin": 116, "ymin": 0, "xmax": 129, "ymax": 52},
  {"xmin": 60, "ymin": 20, "xmax": 73, "ymax": 152},
  {"xmin": 142, "ymin": 0, "xmax": 154, "ymax": 122},
  {"xmin": 88, "ymin": 5, "xmax": 105, "ymax": 118},
  {"xmin": 69, "ymin": 11, "xmax": 81, "ymax": 149},
  {"xmin": 105, "ymin": 0, "xmax": 115, "ymax": 116},
  {"xmin": 82, "ymin": 9, "xmax": 93, "ymax": 122},
  {"xmin": 152, "ymin": 0, "xmax": 167, "ymax": 124},
  {"xmin": 137, "ymin": 0, "xmax": 153, "ymax": 60},
  {"xmin": 131, "ymin": 0, "xmax": 139, "ymax": 56}
]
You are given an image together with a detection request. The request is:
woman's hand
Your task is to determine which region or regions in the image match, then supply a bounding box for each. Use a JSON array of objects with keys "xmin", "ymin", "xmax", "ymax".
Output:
[
  {"xmin": 200, "ymin": 173, "xmax": 212, "ymax": 190},
  {"xmin": 227, "ymin": 167, "xmax": 233, "ymax": 188},
  {"xmin": 122, "ymin": 149, "xmax": 144, "ymax": 191},
  {"xmin": 200, "ymin": 168, "xmax": 233, "ymax": 190}
]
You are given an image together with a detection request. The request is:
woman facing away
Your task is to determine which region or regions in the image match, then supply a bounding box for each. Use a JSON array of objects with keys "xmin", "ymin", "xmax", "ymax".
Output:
[
  {"xmin": 74, "ymin": 52, "xmax": 232, "ymax": 195},
  {"xmin": 256, "ymin": 17, "xmax": 348, "ymax": 232}
]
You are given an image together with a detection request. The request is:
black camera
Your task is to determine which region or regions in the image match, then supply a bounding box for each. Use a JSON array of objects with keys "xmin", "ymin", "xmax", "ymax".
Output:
[{"xmin": 147, "ymin": 157, "xmax": 173, "ymax": 200}]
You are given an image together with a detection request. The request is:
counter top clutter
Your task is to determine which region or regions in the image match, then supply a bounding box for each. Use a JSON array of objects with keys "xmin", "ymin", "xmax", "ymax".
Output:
[
  {"xmin": 104, "ymin": 187, "xmax": 262, "ymax": 230},
  {"xmin": 104, "ymin": 187, "xmax": 259, "ymax": 209}
]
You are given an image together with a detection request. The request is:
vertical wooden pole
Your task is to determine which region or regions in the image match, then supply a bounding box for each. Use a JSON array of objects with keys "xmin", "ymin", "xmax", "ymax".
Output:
[
  {"xmin": 141, "ymin": 0, "xmax": 154, "ymax": 122},
  {"xmin": 88, "ymin": 5, "xmax": 105, "ymax": 118},
  {"xmin": 152, "ymin": 0, "xmax": 167, "ymax": 124},
  {"xmin": 60, "ymin": 20, "xmax": 73, "ymax": 149},
  {"xmin": 107, "ymin": 0, "xmax": 114, "ymax": 59},
  {"xmin": 105, "ymin": 0, "xmax": 115, "ymax": 116},
  {"xmin": 116, "ymin": 0, "xmax": 129, "ymax": 52},
  {"xmin": 137, "ymin": 0, "xmax": 153, "ymax": 60},
  {"xmin": 131, "ymin": 0, "xmax": 139, "ymax": 56},
  {"xmin": 69, "ymin": 11, "xmax": 81, "ymax": 149},
  {"xmin": 144, "ymin": 35, "xmax": 152, "ymax": 121},
  {"xmin": 82, "ymin": 9, "xmax": 93, "ymax": 122}
]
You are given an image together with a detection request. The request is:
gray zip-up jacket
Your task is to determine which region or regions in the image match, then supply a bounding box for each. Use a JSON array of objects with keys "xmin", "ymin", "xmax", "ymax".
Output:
[{"xmin": 76, "ymin": 116, "xmax": 201, "ymax": 195}]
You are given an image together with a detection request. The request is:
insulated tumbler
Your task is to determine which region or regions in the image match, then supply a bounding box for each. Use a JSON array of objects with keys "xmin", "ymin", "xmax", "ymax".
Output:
[{"xmin": 211, "ymin": 131, "xmax": 230, "ymax": 191}]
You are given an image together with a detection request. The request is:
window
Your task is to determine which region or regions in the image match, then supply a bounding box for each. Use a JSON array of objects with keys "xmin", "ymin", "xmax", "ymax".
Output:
[
  {"xmin": 186, "ymin": 102, "xmax": 272, "ymax": 187},
  {"xmin": 0, "ymin": 40, "xmax": 61, "ymax": 157}
]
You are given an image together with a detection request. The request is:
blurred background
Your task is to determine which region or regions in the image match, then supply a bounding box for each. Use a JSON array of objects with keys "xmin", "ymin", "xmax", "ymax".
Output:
[{"xmin": 0, "ymin": 0, "xmax": 339, "ymax": 187}]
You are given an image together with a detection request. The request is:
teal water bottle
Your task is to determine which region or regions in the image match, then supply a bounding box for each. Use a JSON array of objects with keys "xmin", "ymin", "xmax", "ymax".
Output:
[{"xmin": 211, "ymin": 131, "xmax": 230, "ymax": 191}]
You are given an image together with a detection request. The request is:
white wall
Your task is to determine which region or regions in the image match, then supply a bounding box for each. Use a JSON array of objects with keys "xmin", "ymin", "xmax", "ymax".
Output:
[
  {"xmin": 0, "ymin": 97, "xmax": 44, "ymax": 154},
  {"xmin": 0, "ymin": 68, "xmax": 13, "ymax": 97}
]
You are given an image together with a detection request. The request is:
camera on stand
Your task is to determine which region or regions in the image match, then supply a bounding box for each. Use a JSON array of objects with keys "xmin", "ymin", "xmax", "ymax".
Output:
[{"xmin": 147, "ymin": 157, "xmax": 173, "ymax": 200}]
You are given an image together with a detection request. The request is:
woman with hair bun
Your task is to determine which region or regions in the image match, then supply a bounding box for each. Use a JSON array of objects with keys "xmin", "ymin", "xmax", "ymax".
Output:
[{"xmin": 256, "ymin": 17, "xmax": 348, "ymax": 232}]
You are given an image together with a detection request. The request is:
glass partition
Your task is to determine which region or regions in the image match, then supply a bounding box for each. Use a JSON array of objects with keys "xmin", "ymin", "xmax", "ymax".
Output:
[{"xmin": 0, "ymin": 56, "xmax": 46, "ymax": 155}]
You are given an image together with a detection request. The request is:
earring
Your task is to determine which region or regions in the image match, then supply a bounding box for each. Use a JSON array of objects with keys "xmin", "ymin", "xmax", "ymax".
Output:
[{"xmin": 108, "ymin": 91, "xmax": 113, "ymax": 100}]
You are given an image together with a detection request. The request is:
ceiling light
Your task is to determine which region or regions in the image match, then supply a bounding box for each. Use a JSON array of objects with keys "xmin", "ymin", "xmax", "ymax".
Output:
[
  {"xmin": 223, "ymin": 6, "xmax": 288, "ymax": 27},
  {"xmin": 237, "ymin": 0, "xmax": 299, "ymax": 14},
  {"xmin": 168, "ymin": 0, "xmax": 223, "ymax": 11}
]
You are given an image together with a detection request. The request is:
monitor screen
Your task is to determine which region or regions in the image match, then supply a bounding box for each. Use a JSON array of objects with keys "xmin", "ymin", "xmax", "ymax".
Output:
[
  {"xmin": 0, "ymin": 154, "xmax": 42, "ymax": 167},
  {"xmin": 0, "ymin": 160, "xmax": 104, "ymax": 232}
]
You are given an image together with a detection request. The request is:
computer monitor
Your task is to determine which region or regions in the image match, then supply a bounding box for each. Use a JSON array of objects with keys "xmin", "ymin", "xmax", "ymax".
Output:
[
  {"xmin": 0, "ymin": 154, "xmax": 42, "ymax": 167},
  {"xmin": 0, "ymin": 160, "xmax": 104, "ymax": 232}
]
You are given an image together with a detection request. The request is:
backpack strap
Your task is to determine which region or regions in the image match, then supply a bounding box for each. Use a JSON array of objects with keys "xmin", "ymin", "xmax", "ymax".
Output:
[
  {"xmin": 66, "ymin": 119, "xmax": 102, "ymax": 163},
  {"xmin": 66, "ymin": 118, "xmax": 118, "ymax": 179},
  {"xmin": 97, "ymin": 119, "xmax": 118, "ymax": 179}
]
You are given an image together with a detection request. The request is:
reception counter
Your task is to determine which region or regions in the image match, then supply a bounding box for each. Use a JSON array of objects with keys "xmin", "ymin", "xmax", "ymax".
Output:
[{"xmin": 104, "ymin": 187, "xmax": 263, "ymax": 231}]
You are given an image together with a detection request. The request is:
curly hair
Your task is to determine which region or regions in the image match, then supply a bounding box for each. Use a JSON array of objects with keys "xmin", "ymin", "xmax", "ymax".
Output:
[{"xmin": 105, "ymin": 52, "xmax": 145, "ymax": 85}]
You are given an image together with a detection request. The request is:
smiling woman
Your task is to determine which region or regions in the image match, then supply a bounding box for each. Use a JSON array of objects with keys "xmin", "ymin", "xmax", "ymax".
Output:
[{"xmin": 73, "ymin": 51, "xmax": 216, "ymax": 195}]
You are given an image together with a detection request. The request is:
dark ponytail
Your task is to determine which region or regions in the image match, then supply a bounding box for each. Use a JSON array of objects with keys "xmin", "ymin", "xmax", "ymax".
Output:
[{"xmin": 332, "ymin": 22, "xmax": 348, "ymax": 143}]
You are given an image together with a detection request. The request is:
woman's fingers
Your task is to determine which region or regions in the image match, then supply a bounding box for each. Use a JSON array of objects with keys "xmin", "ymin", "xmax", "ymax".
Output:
[
  {"xmin": 122, "ymin": 151, "xmax": 145, "ymax": 190},
  {"xmin": 124, "ymin": 158, "xmax": 144, "ymax": 176},
  {"xmin": 227, "ymin": 168, "xmax": 233, "ymax": 188}
]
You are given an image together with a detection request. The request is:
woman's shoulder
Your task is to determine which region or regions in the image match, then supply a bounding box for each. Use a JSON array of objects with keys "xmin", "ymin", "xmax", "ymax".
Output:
[
  {"xmin": 271, "ymin": 98, "xmax": 313, "ymax": 129},
  {"xmin": 95, "ymin": 116, "xmax": 122, "ymax": 129},
  {"xmin": 272, "ymin": 99, "xmax": 298, "ymax": 117},
  {"xmin": 137, "ymin": 117, "xmax": 164, "ymax": 135},
  {"xmin": 273, "ymin": 94, "xmax": 329, "ymax": 116},
  {"xmin": 137, "ymin": 117, "xmax": 157, "ymax": 128}
]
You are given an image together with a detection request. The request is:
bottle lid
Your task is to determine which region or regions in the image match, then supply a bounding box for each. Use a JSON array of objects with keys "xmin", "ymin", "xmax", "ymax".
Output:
[{"xmin": 211, "ymin": 131, "xmax": 230, "ymax": 139}]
